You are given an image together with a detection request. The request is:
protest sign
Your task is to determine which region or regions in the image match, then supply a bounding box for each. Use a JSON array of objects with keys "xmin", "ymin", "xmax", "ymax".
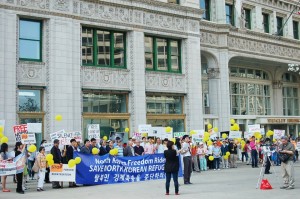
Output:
[
  {"xmin": 133, "ymin": 132, "xmax": 142, "ymax": 140},
  {"xmin": 173, "ymin": 132, "xmax": 188, "ymax": 138},
  {"xmin": 27, "ymin": 123, "xmax": 42, "ymax": 133},
  {"xmin": 229, "ymin": 131, "xmax": 242, "ymax": 139},
  {"xmin": 297, "ymin": 142, "xmax": 300, "ymax": 150},
  {"xmin": 74, "ymin": 152, "xmax": 182, "ymax": 185},
  {"xmin": 148, "ymin": 127, "xmax": 173, "ymax": 139},
  {"xmin": 43, "ymin": 143, "xmax": 53, "ymax": 152},
  {"xmin": 194, "ymin": 130, "xmax": 205, "ymax": 138},
  {"xmin": 210, "ymin": 132, "xmax": 220, "ymax": 140},
  {"xmin": 274, "ymin": 129, "xmax": 285, "ymax": 139},
  {"xmin": 50, "ymin": 129, "xmax": 65, "ymax": 141},
  {"xmin": 138, "ymin": 125, "xmax": 152, "ymax": 134},
  {"xmin": 50, "ymin": 164, "xmax": 76, "ymax": 182},
  {"xmin": 72, "ymin": 131, "xmax": 82, "ymax": 143},
  {"xmin": 87, "ymin": 124, "xmax": 100, "ymax": 142},
  {"xmin": 0, "ymin": 120, "xmax": 5, "ymax": 132},
  {"xmin": 243, "ymin": 131, "xmax": 253, "ymax": 139},
  {"xmin": 21, "ymin": 133, "xmax": 36, "ymax": 144},
  {"xmin": 260, "ymin": 128, "xmax": 265, "ymax": 135},
  {"xmin": 192, "ymin": 134, "xmax": 202, "ymax": 144},
  {"xmin": 13, "ymin": 124, "xmax": 28, "ymax": 142},
  {"xmin": 248, "ymin": 124, "xmax": 260, "ymax": 133},
  {"xmin": 0, "ymin": 161, "xmax": 16, "ymax": 176},
  {"xmin": 14, "ymin": 153, "xmax": 26, "ymax": 174}
]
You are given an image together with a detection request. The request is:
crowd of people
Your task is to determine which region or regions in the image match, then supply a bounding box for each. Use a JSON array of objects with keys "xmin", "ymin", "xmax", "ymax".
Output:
[{"xmin": 0, "ymin": 133, "xmax": 298, "ymax": 194}]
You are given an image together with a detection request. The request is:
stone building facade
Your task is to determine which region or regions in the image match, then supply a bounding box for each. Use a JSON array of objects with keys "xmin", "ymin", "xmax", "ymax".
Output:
[{"xmin": 0, "ymin": 0, "xmax": 300, "ymax": 145}]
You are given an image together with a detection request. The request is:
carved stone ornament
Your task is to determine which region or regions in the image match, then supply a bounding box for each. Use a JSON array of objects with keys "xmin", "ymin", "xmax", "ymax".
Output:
[
  {"xmin": 17, "ymin": 0, "xmax": 49, "ymax": 9},
  {"xmin": 18, "ymin": 62, "xmax": 46, "ymax": 86},
  {"xmin": 53, "ymin": 0, "xmax": 69, "ymax": 12},
  {"xmin": 207, "ymin": 68, "xmax": 220, "ymax": 79},
  {"xmin": 272, "ymin": 80, "xmax": 283, "ymax": 89},
  {"xmin": 200, "ymin": 32, "xmax": 218, "ymax": 45}
]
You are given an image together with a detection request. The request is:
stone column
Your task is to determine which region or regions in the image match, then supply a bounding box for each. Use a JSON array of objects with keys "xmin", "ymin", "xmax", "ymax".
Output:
[
  {"xmin": 234, "ymin": 0, "xmax": 242, "ymax": 29},
  {"xmin": 0, "ymin": 11, "xmax": 17, "ymax": 144},
  {"xmin": 127, "ymin": 31, "xmax": 147, "ymax": 133},
  {"xmin": 253, "ymin": 5, "xmax": 263, "ymax": 32},
  {"xmin": 270, "ymin": 11, "xmax": 277, "ymax": 35},
  {"xmin": 215, "ymin": 0, "xmax": 226, "ymax": 24},
  {"xmin": 183, "ymin": 36, "xmax": 203, "ymax": 130},
  {"xmin": 286, "ymin": 13, "xmax": 294, "ymax": 39},
  {"xmin": 272, "ymin": 80, "xmax": 283, "ymax": 115},
  {"xmin": 208, "ymin": 68, "xmax": 221, "ymax": 117}
]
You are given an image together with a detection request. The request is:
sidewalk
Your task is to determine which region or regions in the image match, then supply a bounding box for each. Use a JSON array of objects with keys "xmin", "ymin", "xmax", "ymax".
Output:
[{"xmin": 1, "ymin": 161, "xmax": 299, "ymax": 199}]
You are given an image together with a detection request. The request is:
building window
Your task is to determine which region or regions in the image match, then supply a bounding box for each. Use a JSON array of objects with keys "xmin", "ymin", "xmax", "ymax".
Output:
[
  {"xmin": 230, "ymin": 67, "xmax": 269, "ymax": 80},
  {"xmin": 168, "ymin": 0, "xmax": 179, "ymax": 3},
  {"xmin": 82, "ymin": 27, "xmax": 126, "ymax": 68},
  {"xmin": 82, "ymin": 91, "xmax": 129, "ymax": 139},
  {"xmin": 18, "ymin": 89, "xmax": 44, "ymax": 143},
  {"xmin": 244, "ymin": 8, "xmax": 251, "ymax": 29},
  {"xmin": 200, "ymin": 0, "xmax": 210, "ymax": 21},
  {"xmin": 145, "ymin": 36, "xmax": 181, "ymax": 73},
  {"xmin": 230, "ymin": 83, "xmax": 271, "ymax": 115},
  {"xmin": 262, "ymin": 13, "xmax": 269, "ymax": 33},
  {"xmin": 293, "ymin": 21, "xmax": 299, "ymax": 40},
  {"xmin": 19, "ymin": 19, "xmax": 42, "ymax": 61},
  {"xmin": 201, "ymin": 57, "xmax": 210, "ymax": 114},
  {"xmin": 83, "ymin": 93, "xmax": 127, "ymax": 113},
  {"xmin": 276, "ymin": 16, "xmax": 283, "ymax": 36},
  {"xmin": 146, "ymin": 94, "xmax": 185, "ymax": 132},
  {"xmin": 225, "ymin": 4, "xmax": 234, "ymax": 26},
  {"xmin": 283, "ymin": 87, "xmax": 299, "ymax": 116}
]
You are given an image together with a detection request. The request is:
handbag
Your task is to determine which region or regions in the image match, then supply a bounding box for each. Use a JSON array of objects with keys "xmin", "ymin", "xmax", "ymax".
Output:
[
  {"xmin": 278, "ymin": 146, "xmax": 290, "ymax": 163},
  {"xmin": 32, "ymin": 157, "xmax": 40, "ymax": 172}
]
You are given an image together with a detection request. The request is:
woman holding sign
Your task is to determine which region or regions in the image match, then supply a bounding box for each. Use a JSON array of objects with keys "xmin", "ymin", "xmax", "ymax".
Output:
[{"xmin": 164, "ymin": 141, "xmax": 179, "ymax": 195}]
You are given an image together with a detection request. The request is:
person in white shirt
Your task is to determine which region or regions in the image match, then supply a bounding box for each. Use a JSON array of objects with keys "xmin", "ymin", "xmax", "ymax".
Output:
[
  {"xmin": 140, "ymin": 137, "xmax": 147, "ymax": 148},
  {"xmin": 262, "ymin": 138, "xmax": 272, "ymax": 174},
  {"xmin": 155, "ymin": 138, "xmax": 165, "ymax": 154},
  {"xmin": 179, "ymin": 135, "xmax": 192, "ymax": 184}
]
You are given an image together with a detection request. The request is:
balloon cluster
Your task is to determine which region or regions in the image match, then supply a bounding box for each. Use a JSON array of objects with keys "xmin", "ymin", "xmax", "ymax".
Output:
[
  {"xmin": 109, "ymin": 148, "xmax": 119, "ymax": 156},
  {"xmin": 223, "ymin": 152, "xmax": 230, "ymax": 160},
  {"xmin": 46, "ymin": 154, "xmax": 54, "ymax": 166},
  {"xmin": 68, "ymin": 157, "xmax": 82, "ymax": 168},
  {"xmin": 92, "ymin": 148, "xmax": 99, "ymax": 155},
  {"xmin": 0, "ymin": 136, "xmax": 8, "ymax": 144},
  {"xmin": 266, "ymin": 130, "xmax": 274, "ymax": 137}
]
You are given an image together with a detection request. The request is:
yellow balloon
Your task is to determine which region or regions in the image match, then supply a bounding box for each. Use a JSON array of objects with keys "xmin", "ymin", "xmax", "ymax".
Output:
[
  {"xmin": 273, "ymin": 139, "xmax": 277, "ymax": 142},
  {"xmin": 207, "ymin": 140, "xmax": 213, "ymax": 146},
  {"xmin": 55, "ymin": 114, "xmax": 62, "ymax": 121},
  {"xmin": 226, "ymin": 152, "xmax": 230, "ymax": 156},
  {"xmin": 233, "ymin": 123, "xmax": 239, "ymax": 131},
  {"xmin": 46, "ymin": 154, "xmax": 53, "ymax": 162},
  {"xmin": 75, "ymin": 157, "xmax": 81, "ymax": 164},
  {"xmin": 48, "ymin": 159, "xmax": 54, "ymax": 166},
  {"xmin": 222, "ymin": 133, "xmax": 227, "ymax": 139},
  {"xmin": 171, "ymin": 138, "xmax": 176, "ymax": 144},
  {"xmin": 0, "ymin": 132, "xmax": 4, "ymax": 139},
  {"xmin": 92, "ymin": 147, "xmax": 99, "ymax": 155},
  {"xmin": 203, "ymin": 136, "xmax": 209, "ymax": 142},
  {"xmin": 230, "ymin": 126, "xmax": 235, "ymax": 131},
  {"xmin": 269, "ymin": 131, "xmax": 274, "ymax": 136},
  {"xmin": 237, "ymin": 138, "xmax": 242, "ymax": 143},
  {"xmin": 209, "ymin": 156, "xmax": 214, "ymax": 161},
  {"xmin": 224, "ymin": 155, "xmax": 229, "ymax": 160},
  {"xmin": 125, "ymin": 128, "xmax": 129, "ymax": 133},
  {"xmin": 207, "ymin": 123, "xmax": 212, "ymax": 130},
  {"xmin": 230, "ymin": 119, "xmax": 235, "ymax": 125},
  {"xmin": 68, "ymin": 159, "xmax": 76, "ymax": 168},
  {"xmin": 0, "ymin": 125, "xmax": 4, "ymax": 133},
  {"xmin": 28, "ymin": 144, "xmax": 37, "ymax": 153},
  {"xmin": 165, "ymin": 127, "xmax": 172, "ymax": 133},
  {"xmin": 103, "ymin": 136, "xmax": 108, "ymax": 141},
  {"xmin": 213, "ymin": 127, "xmax": 219, "ymax": 132},
  {"xmin": 241, "ymin": 140, "xmax": 245, "ymax": 145},
  {"xmin": 1, "ymin": 136, "xmax": 8, "ymax": 143},
  {"xmin": 204, "ymin": 132, "xmax": 210, "ymax": 137},
  {"xmin": 189, "ymin": 130, "xmax": 196, "ymax": 136}
]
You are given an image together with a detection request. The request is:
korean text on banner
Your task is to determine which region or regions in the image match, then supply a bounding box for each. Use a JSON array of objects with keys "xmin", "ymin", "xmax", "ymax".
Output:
[
  {"xmin": 0, "ymin": 161, "xmax": 16, "ymax": 176},
  {"xmin": 13, "ymin": 124, "xmax": 28, "ymax": 142},
  {"xmin": 191, "ymin": 134, "xmax": 202, "ymax": 144},
  {"xmin": 173, "ymin": 132, "xmax": 188, "ymax": 138},
  {"xmin": 274, "ymin": 129, "xmax": 285, "ymax": 139},
  {"xmin": 244, "ymin": 131, "xmax": 253, "ymax": 139},
  {"xmin": 27, "ymin": 123, "xmax": 42, "ymax": 133},
  {"xmin": 87, "ymin": 124, "xmax": 100, "ymax": 142},
  {"xmin": 229, "ymin": 131, "xmax": 242, "ymax": 139},
  {"xmin": 21, "ymin": 133, "xmax": 36, "ymax": 144},
  {"xmin": 50, "ymin": 164, "xmax": 76, "ymax": 182},
  {"xmin": 133, "ymin": 132, "xmax": 142, "ymax": 140},
  {"xmin": 248, "ymin": 124, "xmax": 260, "ymax": 133},
  {"xmin": 74, "ymin": 152, "xmax": 182, "ymax": 185},
  {"xmin": 43, "ymin": 143, "xmax": 53, "ymax": 152}
]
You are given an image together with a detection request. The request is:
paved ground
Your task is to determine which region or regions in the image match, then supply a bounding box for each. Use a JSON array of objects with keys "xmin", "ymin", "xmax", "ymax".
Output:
[{"xmin": 1, "ymin": 162, "xmax": 299, "ymax": 199}]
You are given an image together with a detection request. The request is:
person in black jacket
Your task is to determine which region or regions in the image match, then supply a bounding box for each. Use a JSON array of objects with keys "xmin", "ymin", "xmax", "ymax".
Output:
[
  {"xmin": 50, "ymin": 139, "xmax": 62, "ymax": 189},
  {"xmin": 14, "ymin": 142, "xmax": 25, "ymax": 194},
  {"xmin": 99, "ymin": 140, "xmax": 108, "ymax": 156},
  {"xmin": 66, "ymin": 139, "xmax": 78, "ymax": 187},
  {"xmin": 164, "ymin": 141, "xmax": 179, "ymax": 195}
]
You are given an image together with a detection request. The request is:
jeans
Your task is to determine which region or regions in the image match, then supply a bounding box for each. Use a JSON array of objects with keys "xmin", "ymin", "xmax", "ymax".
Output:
[
  {"xmin": 199, "ymin": 157, "xmax": 207, "ymax": 171},
  {"xmin": 251, "ymin": 150, "xmax": 258, "ymax": 167},
  {"xmin": 242, "ymin": 152, "xmax": 248, "ymax": 162},
  {"xmin": 213, "ymin": 158, "xmax": 220, "ymax": 169},
  {"xmin": 265, "ymin": 155, "xmax": 271, "ymax": 174},
  {"xmin": 183, "ymin": 156, "xmax": 192, "ymax": 183},
  {"xmin": 27, "ymin": 160, "xmax": 35, "ymax": 179},
  {"xmin": 165, "ymin": 172, "xmax": 179, "ymax": 194}
]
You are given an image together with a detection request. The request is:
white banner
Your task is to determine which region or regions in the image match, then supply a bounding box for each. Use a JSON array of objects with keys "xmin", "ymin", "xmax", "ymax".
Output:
[
  {"xmin": 138, "ymin": 125, "xmax": 152, "ymax": 134},
  {"xmin": 192, "ymin": 134, "xmax": 202, "ymax": 144},
  {"xmin": 27, "ymin": 123, "xmax": 42, "ymax": 133},
  {"xmin": 87, "ymin": 124, "xmax": 100, "ymax": 142},
  {"xmin": 210, "ymin": 132, "xmax": 220, "ymax": 140},
  {"xmin": 274, "ymin": 129, "xmax": 285, "ymax": 139},
  {"xmin": 297, "ymin": 142, "xmax": 300, "ymax": 150},
  {"xmin": 148, "ymin": 127, "xmax": 172, "ymax": 139},
  {"xmin": 50, "ymin": 164, "xmax": 76, "ymax": 182},
  {"xmin": 51, "ymin": 130, "xmax": 82, "ymax": 145},
  {"xmin": 243, "ymin": 131, "xmax": 253, "ymax": 139},
  {"xmin": 0, "ymin": 161, "xmax": 16, "ymax": 176},
  {"xmin": 133, "ymin": 132, "xmax": 142, "ymax": 140},
  {"xmin": 194, "ymin": 130, "xmax": 205, "ymax": 138},
  {"xmin": 173, "ymin": 132, "xmax": 188, "ymax": 138},
  {"xmin": 43, "ymin": 143, "xmax": 53, "ymax": 152},
  {"xmin": 248, "ymin": 124, "xmax": 260, "ymax": 133},
  {"xmin": 21, "ymin": 133, "xmax": 36, "ymax": 144},
  {"xmin": 229, "ymin": 131, "xmax": 242, "ymax": 139},
  {"xmin": 260, "ymin": 128, "xmax": 265, "ymax": 135}
]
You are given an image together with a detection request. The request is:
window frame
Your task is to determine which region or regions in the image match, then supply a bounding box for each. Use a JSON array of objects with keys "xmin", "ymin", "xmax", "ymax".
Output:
[
  {"xmin": 276, "ymin": 16, "xmax": 284, "ymax": 36},
  {"xmin": 19, "ymin": 18, "xmax": 43, "ymax": 62},
  {"xmin": 82, "ymin": 27, "xmax": 127, "ymax": 69},
  {"xmin": 145, "ymin": 36, "xmax": 182, "ymax": 73},
  {"xmin": 200, "ymin": 0, "xmax": 211, "ymax": 21},
  {"xmin": 293, "ymin": 20, "xmax": 299, "ymax": 40},
  {"xmin": 244, "ymin": 8, "xmax": 251, "ymax": 29},
  {"xmin": 225, "ymin": 4, "xmax": 234, "ymax": 26},
  {"xmin": 262, "ymin": 13, "xmax": 270, "ymax": 33}
]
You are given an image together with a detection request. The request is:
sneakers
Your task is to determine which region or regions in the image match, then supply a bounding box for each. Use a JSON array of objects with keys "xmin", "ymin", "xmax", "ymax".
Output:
[
  {"xmin": 285, "ymin": 186, "xmax": 294, "ymax": 190},
  {"xmin": 280, "ymin": 186, "xmax": 288, "ymax": 189},
  {"xmin": 218, "ymin": 169, "xmax": 220, "ymax": 171}
]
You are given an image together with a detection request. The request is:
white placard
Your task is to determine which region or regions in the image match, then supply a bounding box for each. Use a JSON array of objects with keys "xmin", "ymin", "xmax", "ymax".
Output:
[
  {"xmin": 0, "ymin": 120, "xmax": 5, "ymax": 132},
  {"xmin": 244, "ymin": 131, "xmax": 253, "ymax": 139},
  {"xmin": 133, "ymin": 132, "xmax": 142, "ymax": 140},
  {"xmin": 194, "ymin": 130, "xmax": 205, "ymax": 138},
  {"xmin": 248, "ymin": 124, "xmax": 261, "ymax": 133},
  {"xmin": 173, "ymin": 132, "xmax": 188, "ymax": 138},
  {"xmin": 138, "ymin": 125, "xmax": 152, "ymax": 134},
  {"xmin": 27, "ymin": 123, "xmax": 42, "ymax": 133},
  {"xmin": 192, "ymin": 134, "xmax": 202, "ymax": 144},
  {"xmin": 297, "ymin": 142, "xmax": 300, "ymax": 150},
  {"xmin": 50, "ymin": 164, "xmax": 76, "ymax": 182},
  {"xmin": 210, "ymin": 132, "xmax": 220, "ymax": 140},
  {"xmin": 260, "ymin": 128, "xmax": 265, "ymax": 135},
  {"xmin": 87, "ymin": 124, "xmax": 100, "ymax": 142},
  {"xmin": 229, "ymin": 131, "xmax": 242, "ymax": 139},
  {"xmin": 274, "ymin": 129, "xmax": 285, "ymax": 139},
  {"xmin": 43, "ymin": 143, "xmax": 53, "ymax": 152},
  {"xmin": 148, "ymin": 127, "xmax": 172, "ymax": 139},
  {"xmin": 21, "ymin": 133, "xmax": 36, "ymax": 144},
  {"xmin": 0, "ymin": 161, "xmax": 16, "ymax": 176}
]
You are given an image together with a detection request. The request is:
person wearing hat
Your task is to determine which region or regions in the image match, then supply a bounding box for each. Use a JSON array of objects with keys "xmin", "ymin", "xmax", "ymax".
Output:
[
  {"xmin": 262, "ymin": 138, "xmax": 272, "ymax": 174},
  {"xmin": 197, "ymin": 142, "xmax": 207, "ymax": 171},
  {"xmin": 50, "ymin": 139, "xmax": 62, "ymax": 189},
  {"xmin": 180, "ymin": 135, "xmax": 192, "ymax": 184},
  {"xmin": 279, "ymin": 136, "xmax": 295, "ymax": 190}
]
